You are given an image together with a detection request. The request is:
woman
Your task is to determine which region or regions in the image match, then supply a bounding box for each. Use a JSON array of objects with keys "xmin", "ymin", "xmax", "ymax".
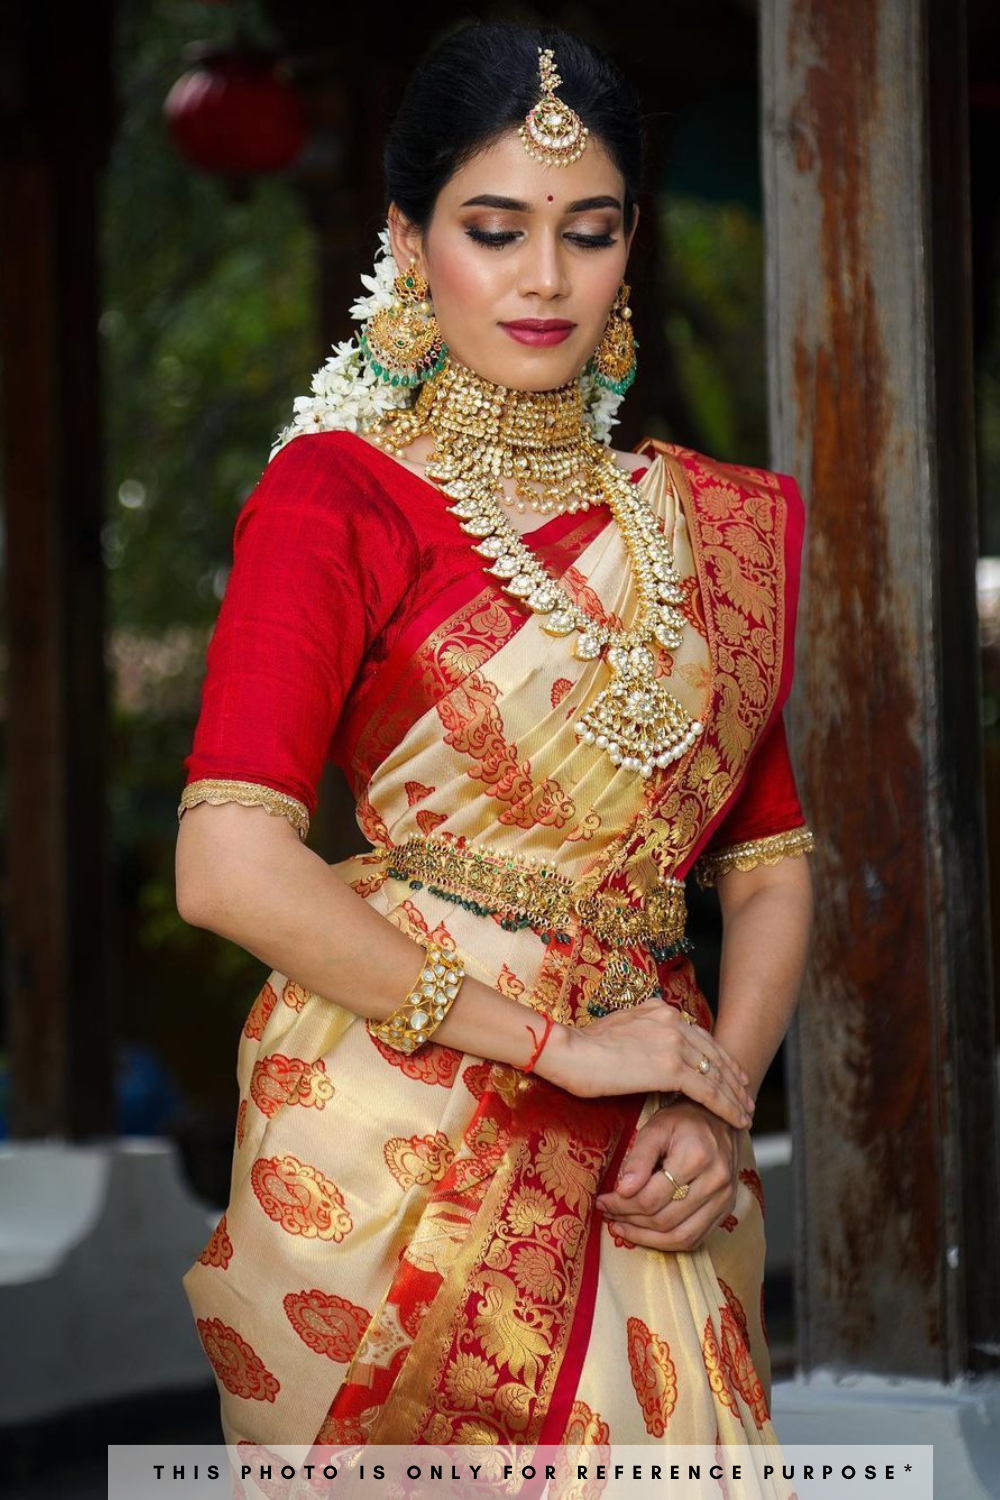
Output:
[{"xmin": 175, "ymin": 19, "xmax": 814, "ymax": 1469}]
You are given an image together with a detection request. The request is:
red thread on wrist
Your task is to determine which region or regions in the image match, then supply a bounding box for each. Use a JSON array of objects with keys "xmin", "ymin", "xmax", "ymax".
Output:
[{"xmin": 522, "ymin": 1013, "xmax": 554, "ymax": 1074}]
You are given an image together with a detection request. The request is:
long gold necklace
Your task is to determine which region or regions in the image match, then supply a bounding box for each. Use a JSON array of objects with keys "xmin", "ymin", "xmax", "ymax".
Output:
[{"xmin": 365, "ymin": 358, "xmax": 704, "ymax": 778}]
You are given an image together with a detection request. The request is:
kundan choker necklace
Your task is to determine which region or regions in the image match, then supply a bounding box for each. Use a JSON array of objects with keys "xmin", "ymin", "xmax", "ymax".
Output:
[{"xmin": 366, "ymin": 357, "xmax": 703, "ymax": 778}]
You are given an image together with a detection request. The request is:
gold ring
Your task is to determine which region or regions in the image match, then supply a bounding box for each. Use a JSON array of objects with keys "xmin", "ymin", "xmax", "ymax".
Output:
[
  {"xmin": 697, "ymin": 1055, "xmax": 712, "ymax": 1074},
  {"xmin": 660, "ymin": 1166, "xmax": 690, "ymax": 1201},
  {"xmin": 679, "ymin": 1010, "xmax": 699, "ymax": 1025}
]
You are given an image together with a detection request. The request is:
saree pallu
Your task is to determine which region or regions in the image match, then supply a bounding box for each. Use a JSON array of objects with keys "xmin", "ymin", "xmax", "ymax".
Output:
[{"xmin": 181, "ymin": 437, "xmax": 806, "ymax": 1474}]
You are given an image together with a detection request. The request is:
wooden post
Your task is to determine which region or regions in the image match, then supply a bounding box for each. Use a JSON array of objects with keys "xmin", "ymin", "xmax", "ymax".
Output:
[
  {"xmin": 760, "ymin": 0, "xmax": 1000, "ymax": 1380},
  {"xmin": 0, "ymin": 1, "xmax": 116, "ymax": 1136}
]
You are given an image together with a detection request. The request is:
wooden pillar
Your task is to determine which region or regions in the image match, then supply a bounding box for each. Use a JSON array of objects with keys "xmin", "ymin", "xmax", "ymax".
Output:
[
  {"xmin": 0, "ymin": 0, "xmax": 116, "ymax": 1136},
  {"xmin": 760, "ymin": 0, "xmax": 1000, "ymax": 1380}
]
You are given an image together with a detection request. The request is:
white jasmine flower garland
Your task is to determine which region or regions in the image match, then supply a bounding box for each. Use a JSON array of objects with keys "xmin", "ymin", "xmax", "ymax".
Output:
[{"xmin": 269, "ymin": 228, "xmax": 626, "ymax": 462}]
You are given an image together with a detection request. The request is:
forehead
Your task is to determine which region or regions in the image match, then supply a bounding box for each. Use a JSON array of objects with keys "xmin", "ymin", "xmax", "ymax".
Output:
[{"xmin": 437, "ymin": 128, "xmax": 624, "ymax": 209}]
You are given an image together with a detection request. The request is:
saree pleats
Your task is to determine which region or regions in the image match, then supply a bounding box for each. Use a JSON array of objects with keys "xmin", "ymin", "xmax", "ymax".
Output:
[{"xmin": 182, "ymin": 447, "xmax": 802, "ymax": 1464}]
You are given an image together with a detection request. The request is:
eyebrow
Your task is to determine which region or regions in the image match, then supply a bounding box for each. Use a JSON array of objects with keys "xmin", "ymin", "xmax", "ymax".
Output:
[{"xmin": 458, "ymin": 193, "xmax": 622, "ymax": 213}]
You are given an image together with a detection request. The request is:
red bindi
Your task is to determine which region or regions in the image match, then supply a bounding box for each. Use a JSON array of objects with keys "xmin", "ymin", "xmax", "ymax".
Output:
[{"xmin": 546, "ymin": 194, "xmax": 554, "ymax": 202}]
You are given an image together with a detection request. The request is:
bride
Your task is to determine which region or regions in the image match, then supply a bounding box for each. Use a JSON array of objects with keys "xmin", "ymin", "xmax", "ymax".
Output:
[{"xmin": 175, "ymin": 17, "xmax": 815, "ymax": 1468}]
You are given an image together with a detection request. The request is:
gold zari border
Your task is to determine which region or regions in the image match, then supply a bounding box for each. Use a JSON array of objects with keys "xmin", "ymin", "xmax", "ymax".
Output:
[
  {"xmin": 377, "ymin": 832, "xmax": 687, "ymax": 948},
  {"xmin": 694, "ymin": 825, "xmax": 816, "ymax": 887},
  {"xmin": 176, "ymin": 778, "xmax": 310, "ymax": 841}
]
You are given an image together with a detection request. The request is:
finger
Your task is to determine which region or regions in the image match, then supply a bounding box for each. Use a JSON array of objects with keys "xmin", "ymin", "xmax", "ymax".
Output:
[
  {"xmin": 611, "ymin": 1195, "xmax": 726, "ymax": 1250},
  {"xmin": 679, "ymin": 1066, "xmax": 751, "ymax": 1129},
  {"xmin": 606, "ymin": 1118, "xmax": 676, "ymax": 1201},
  {"xmin": 605, "ymin": 1149, "xmax": 713, "ymax": 1223},
  {"xmin": 677, "ymin": 1016, "xmax": 751, "ymax": 1086},
  {"xmin": 682, "ymin": 1033, "xmax": 754, "ymax": 1115}
]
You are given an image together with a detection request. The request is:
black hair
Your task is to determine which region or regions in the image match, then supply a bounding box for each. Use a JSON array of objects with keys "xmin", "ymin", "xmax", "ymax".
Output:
[{"xmin": 383, "ymin": 20, "xmax": 644, "ymax": 232}]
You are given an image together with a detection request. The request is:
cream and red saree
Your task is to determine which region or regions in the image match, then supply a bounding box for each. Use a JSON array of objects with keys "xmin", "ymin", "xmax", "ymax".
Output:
[{"xmin": 180, "ymin": 433, "xmax": 812, "ymax": 1463}]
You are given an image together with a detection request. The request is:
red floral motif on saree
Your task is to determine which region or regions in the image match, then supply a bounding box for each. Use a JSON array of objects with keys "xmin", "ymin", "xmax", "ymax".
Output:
[
  {"xmin": 249, "ymin": 1054, "xmax": 335, "ymax": 1118},
  {"xmin": 739, "ymin": 1166, "xmax": 766, "ymax": 1218},
  {"xmin": 560, "ymin": 564, "xmax": 626, "ymax": 631},
  {"xmin": 197, "ymin": 1214, "xmax": 233, "ymax": 1269},
  {"xmin": 283, "ymin": 1288, "xmax": 372, "ymax": 1362},
  {"xmin": 250, "ymin": 1154, "xmax": 353, "ymax": 1241},
  {"xmin": 281, "ymin": 979, "xmax": 308, "ymax": 1012},
  {"xmin": 702, "ymin": 1313, "xmax": 740, "ymax": 1417},
  {"xmin": 551, "ymin": 677, "xmax": 573, "ymax": 709},
  {"xmin": 560, "ymin": 1396, "xmax": 611, "ymax": 1446},
  {"xmin": 497, "ymin": 963, "xmax": 527, "ymax": 1001},
  {"xmin": 196, "ymin": 1318, "xmax": 279, "ymax": 1402},
  {"xmin": 719, "ymin": 1214, "xmax": 739, "ymax": 1233},
  {"xmin": 384, "ymin": 1130, "xmax": 456, "ymax": 1189},
  {"xmin": 405, "ymin": 779, "xmax": 435, "ymax": 805},
  {"xmin": 416, "ymin": 809, "xmax": 448, "ymax": 835},
  {"xmin": 718, "ymin": 1303, "xmax": 769, "ymax": 1428},
  {"xmin": 232, "ymin": 1445, "xmax": 291, "ymax": 1499},
  {"xmin": 243, "ymin": 980, "xmax": 278, "ymax": 1040},
  {"xmin": 235, "ymin": 1098, "xmax": 247, "ymax": 1148},
  {"xmin": 680, "ymin": 572, "xmax": 708, "ymax": 637},
  {"xmin": 460, "ymin": 1060, "xmax": 493, "ymax": 1099},
  {"xmin": 313, "ymin": 1412, "xmax": 368, "ymax": 1445},
  {"xmin": 719, "ymin": 1277, "xmax": 750, "ymax": 1348},
  {"xmin": 367, "ymin": 1031, "xmax": 463, "ymax": 1086},
  {"xmin": 555, "ymin": 1400, "xmax": 611, "ymax": 1498},
  {"xmin": 626, "ymin": 1314, "xmax": 679, "ymax": 1436},
  {"xmin": 436, "ymin": 671, "xmax": 583, "ymax": 832},
  {"xmin": 355, "ymin": 785, "xmax": 390, "ymax": 848}
]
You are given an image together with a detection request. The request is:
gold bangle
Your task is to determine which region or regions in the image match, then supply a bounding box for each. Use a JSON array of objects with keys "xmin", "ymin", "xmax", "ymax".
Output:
[{"xmin": 369, "ymin": 942, "xmax": 466, "ymax": 1054}]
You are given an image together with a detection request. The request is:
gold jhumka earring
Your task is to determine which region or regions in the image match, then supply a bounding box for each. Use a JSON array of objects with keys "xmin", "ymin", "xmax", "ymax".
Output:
[
  {"xmin": 590, "ymin": 281, "xmax": 638, "ymax": 395},
  {"xmin": 360, "ymin": 259, "xmax": 447, "ymax": 387},
  {"xmin": 518, "ymin": 47, "xmax": 589, "ymax": 166}
]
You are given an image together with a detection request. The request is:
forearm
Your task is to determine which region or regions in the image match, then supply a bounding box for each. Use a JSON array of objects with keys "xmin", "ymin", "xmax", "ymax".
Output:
[
  {"xmin": 177, "ymin": 808, "xmax": 564, "ymax": 1076},
  {"xmin": 710, "ymin": 859, "xmax": 814, "ymax": 1098}
]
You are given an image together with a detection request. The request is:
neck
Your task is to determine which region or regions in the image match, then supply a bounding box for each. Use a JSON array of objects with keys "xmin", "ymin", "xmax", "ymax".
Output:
[{"xmin": 412, "ymin": 356, "xmax": 587, "ymax": 448}]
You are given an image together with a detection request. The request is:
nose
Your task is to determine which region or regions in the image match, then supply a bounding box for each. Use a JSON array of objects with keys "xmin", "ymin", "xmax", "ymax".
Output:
[{"xmin": 516, "ymin": 231, "xmax": 571, "ymax": 302}]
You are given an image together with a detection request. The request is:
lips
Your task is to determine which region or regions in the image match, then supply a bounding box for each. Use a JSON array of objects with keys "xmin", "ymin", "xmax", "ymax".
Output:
[
  {"xmin": 501, "ymin": 320, "xmax": 575, "ymax": 331},
  {"xmin": 500, "ymin": 319, "xmax": 576, "ymax": 347}
]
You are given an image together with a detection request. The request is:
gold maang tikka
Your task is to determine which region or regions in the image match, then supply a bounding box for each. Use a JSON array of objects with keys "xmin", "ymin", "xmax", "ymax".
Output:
[{"xmin": 519, "ymin": 48, "xmax": 589, "ymax": 167}]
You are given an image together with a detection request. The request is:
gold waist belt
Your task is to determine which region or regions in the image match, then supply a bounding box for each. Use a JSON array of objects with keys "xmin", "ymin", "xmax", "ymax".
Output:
[{"xmin": 378, "ymin": 834, "xmax": 689, "ymax": 957}]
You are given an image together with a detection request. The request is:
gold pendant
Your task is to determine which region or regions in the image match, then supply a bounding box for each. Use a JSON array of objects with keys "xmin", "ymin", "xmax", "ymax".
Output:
[
  {"xmin": 574, "ymin": 643, "xmax": 702, "ymax": 777},
  {"xmin": 587, "ymin": 956, "xmax": 659, "ymax": 1018}
]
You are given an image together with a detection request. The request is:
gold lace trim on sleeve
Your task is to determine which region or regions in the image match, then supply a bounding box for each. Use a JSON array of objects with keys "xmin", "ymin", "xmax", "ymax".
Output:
[
  {"xmin": 694, "ymin": 825, "xmax": 815, "ymax": 888},
  {"xmin": 177, "ymin": 778, "xmax": 310, "ymax": 841}
]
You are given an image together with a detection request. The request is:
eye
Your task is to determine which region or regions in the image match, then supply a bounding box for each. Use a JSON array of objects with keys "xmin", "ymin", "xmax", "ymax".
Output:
[
  {"xmin": 566, "ymin": 232, "xmax": 617, "ymax": 249},
  {"xmin": 465, "ymin": 227, "xmax": 520, "ymax": 249}
]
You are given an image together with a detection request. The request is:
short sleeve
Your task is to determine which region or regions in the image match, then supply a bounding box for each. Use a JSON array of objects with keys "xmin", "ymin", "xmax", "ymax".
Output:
[
  {"xmin": 692, "ymin": 709, "xmax": 815, "ymax": 887},
  {"xmin": 178, "ymin": 432, "xmax": 420, "ymax": 841}
]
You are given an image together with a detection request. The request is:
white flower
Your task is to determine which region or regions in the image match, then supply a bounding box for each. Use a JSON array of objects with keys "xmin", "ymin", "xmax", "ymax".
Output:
[{"xmin": 579, "ymin": 367, "xmax": 624, "ymax": 445}]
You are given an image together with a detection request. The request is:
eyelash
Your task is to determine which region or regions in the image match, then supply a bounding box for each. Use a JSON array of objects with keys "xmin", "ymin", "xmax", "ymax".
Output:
[{"xmin": 464, "ymin": 228, "xmax": 617, "ymax": 251}]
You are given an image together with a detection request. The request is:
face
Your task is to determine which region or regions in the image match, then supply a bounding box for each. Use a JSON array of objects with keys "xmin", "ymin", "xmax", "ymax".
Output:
[{"xmin": 387, "ymin": 127, "xmax": 637, "ymax": 393}]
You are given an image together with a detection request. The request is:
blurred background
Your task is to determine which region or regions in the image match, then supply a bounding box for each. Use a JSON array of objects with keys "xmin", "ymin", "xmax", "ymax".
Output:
[{"xmin": 2, "ymin": 0, "xmax": 1000, "ymax": 1493}]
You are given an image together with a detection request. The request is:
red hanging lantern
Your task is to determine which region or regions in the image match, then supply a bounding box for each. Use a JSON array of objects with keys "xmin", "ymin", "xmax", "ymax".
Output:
[{"xmin": 164, "ymin": 45, "xmax": 306, "ymax": 176}]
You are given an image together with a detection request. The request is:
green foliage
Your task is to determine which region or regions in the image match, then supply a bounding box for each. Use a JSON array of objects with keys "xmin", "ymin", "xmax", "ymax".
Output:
[
  {"xmin": 103, "ymin": 0, "xmax": 318, "ymax": 634},
  {"xmin": 660, "ymin": 195, "xmax": 767, "ymax": 466}
]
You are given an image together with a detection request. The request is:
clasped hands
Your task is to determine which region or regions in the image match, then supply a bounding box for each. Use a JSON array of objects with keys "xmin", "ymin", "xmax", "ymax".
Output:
[{"xmin": 594, "ymin": 1094, "xmax": 743, "ymax": 1252}]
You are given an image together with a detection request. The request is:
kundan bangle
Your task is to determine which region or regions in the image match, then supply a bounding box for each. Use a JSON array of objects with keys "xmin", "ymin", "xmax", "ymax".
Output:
[
  {"xmin": 522, "ymin": 1012, "xmax": 555, "ymax": 1074},
  {"xmin": 369, "ymin": 942, "xmax": 466, "ymax": 1054}
]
